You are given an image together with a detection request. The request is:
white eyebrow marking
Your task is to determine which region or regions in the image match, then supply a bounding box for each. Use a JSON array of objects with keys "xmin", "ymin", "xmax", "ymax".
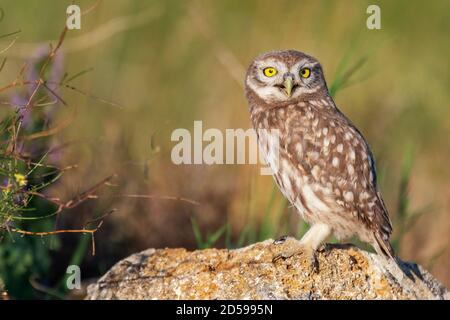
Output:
[
  {"xmin": 303, "ymin": 61, "xmax": 319, "ymax": 68},
  {"xmin": 290, "ymin": 59, "xmax": 309, "ymax": 71}
]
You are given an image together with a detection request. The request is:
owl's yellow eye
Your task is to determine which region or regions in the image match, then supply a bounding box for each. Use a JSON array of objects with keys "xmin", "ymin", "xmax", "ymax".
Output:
[
  {"xmin": 263, "ymin": 67, "xmax": 278, "ymax": 77},
  {"xmin": 300, "ymin": 68, "xmax": 311, "ymax": 78}
]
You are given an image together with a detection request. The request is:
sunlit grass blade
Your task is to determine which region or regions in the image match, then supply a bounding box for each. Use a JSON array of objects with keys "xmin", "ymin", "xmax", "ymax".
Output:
[
  {"xmin": 190, "ymin": 216, "xmax": 228, "ymax": 249},
  {"xmin": 206, "ymin": 223, "xmax": 227, "ymax": 248},
  {"xmin": 0, "ymin": 29, "xmax": 21, "ymax": 40},
  {"xmin": 64, "ymin": 67, "xmax": 95, "ymax": 83},
  {"xmin": 190, "ymin": 217, "xmax": 204, "ymax": 248}
]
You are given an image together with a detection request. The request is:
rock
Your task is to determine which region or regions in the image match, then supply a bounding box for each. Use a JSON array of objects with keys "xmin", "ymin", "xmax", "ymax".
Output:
[{"xmin": 86, "ymin": 238, "xmax": 449, "ymax": 300}]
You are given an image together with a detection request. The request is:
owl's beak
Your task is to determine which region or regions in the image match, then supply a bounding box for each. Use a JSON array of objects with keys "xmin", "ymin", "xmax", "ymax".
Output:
[{"xmin": 283, "ymin": 76, "xmax": 294, "ymax": 97}]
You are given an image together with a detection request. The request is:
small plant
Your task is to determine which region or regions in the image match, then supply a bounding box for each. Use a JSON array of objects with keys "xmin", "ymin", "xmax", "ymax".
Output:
[
  {"xmin": 329, "ymin": 43, "xmax": 367, "ymax": 98},
  {"xmin": 190, "ymin": 217, "xmax": 227, "ymax": 249},
  {"xmin": 0, "ymin": 23, "xmax": 113, "ymax": 298}
]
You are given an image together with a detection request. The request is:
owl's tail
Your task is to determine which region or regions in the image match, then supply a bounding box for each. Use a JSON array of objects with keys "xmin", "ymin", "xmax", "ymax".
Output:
[
  {"xmin": 373, "ymin": 231, "xmax": 396, "ymax": 261},
  {"xmin": 373, "ymin": 232, "xmax": 418, "ymax": 280}
]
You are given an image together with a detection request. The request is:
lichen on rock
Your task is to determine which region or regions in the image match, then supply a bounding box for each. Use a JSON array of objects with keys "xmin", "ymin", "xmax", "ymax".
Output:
[{"xmin": 86, "ymin": 238, "xmax": 449, "ymax": 300}]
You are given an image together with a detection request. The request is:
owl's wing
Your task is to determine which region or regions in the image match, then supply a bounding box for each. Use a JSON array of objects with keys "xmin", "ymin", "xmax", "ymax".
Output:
[
  {"xmin": 365, "ymin": 148, "xmax": 395, "ymax": 259},
  {"xmin": 284, "ymin": 109, "xmax": 394, "ymax": 258}
]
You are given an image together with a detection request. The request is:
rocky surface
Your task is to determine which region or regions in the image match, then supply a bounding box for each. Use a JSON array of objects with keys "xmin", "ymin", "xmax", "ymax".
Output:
[{"xmin": 86, "ymin": 238, "xmax": 449, "ymax": 300}]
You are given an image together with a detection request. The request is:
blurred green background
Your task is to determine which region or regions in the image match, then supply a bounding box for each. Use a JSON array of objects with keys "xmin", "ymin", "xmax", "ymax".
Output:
[{"xmin": 0, "ymin": 0, "xmax": 449, "ymax": 298}]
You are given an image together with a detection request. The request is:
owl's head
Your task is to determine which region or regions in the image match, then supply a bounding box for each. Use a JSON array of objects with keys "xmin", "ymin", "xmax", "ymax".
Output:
[{"xmin": 245, "ymin": 50, "xmax": 328, "ymax": 104}]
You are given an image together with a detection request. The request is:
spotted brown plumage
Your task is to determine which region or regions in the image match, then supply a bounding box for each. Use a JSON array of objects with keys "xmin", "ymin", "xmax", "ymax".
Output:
[{"xmin": 245, "ymin": 50, "xmax": 395, "ymax": 263}]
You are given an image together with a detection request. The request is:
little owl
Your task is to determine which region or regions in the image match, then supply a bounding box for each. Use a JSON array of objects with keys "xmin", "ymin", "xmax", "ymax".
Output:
[{"xmin": 245, "ymin": 50, "xmax": 396, "ymax": 267}]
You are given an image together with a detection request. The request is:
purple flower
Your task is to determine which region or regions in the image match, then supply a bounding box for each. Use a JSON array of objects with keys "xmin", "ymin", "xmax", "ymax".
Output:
[
  {"xmin": 9, "ymin": 45, "xmax": 65, "ymax": 128},
  {"xmin": 7, "ymin": 45, "xmax": 65, "ymax": 162}
]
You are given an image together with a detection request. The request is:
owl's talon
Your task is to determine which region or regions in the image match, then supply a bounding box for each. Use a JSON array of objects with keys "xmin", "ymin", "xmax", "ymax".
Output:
[
  {"xmin": 311, "ymin": 253, "xmax": 319, "ymax": 273},
  {"xmin": 300, "ymin": 250, "xmax": 319, "ymax": 273},
  {"xmin": 273, "ymin": 235, "xmax": 288, "ymax": 245},
  {"xmin": 272, "ymin": 253, "xmax": 285, "ymax": 263}
]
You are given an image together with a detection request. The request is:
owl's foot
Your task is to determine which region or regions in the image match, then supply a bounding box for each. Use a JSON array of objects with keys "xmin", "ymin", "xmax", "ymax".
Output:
[
  {"xmin": 272, "ymin": 237, "xmax": 319, "ymax": 272},
  {"xmin": 273, "ymin": 235, "xmax": 288, "ymax": 245}
]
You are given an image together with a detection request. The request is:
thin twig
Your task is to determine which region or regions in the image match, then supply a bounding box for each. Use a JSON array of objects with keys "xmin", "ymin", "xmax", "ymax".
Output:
[
  {"xmin": 0, "ymin": 36, "xmax": 19, "ymax": 55},
  {"xmin": 0, "ymin": 224, "xmax": 101, "ymax": 236},
  {"xmin": 116, "ymin": 194, "xmax": 200, "ymax": 206}
]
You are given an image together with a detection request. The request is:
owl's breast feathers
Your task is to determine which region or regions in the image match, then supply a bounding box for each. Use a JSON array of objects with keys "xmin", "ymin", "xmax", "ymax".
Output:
[{"xmin": 251, "ymin": 98, "xmax": 393, "ymax": 247}]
